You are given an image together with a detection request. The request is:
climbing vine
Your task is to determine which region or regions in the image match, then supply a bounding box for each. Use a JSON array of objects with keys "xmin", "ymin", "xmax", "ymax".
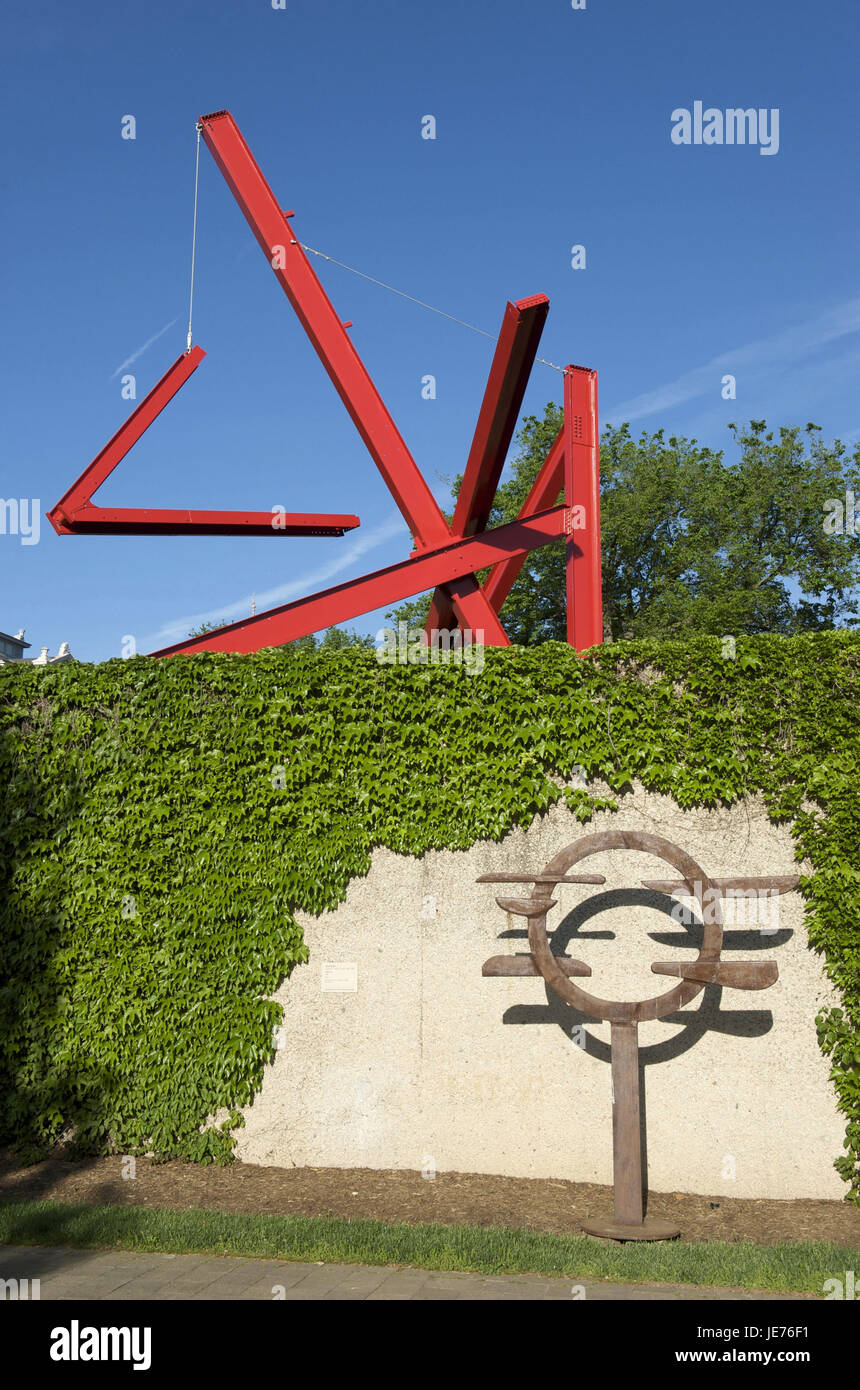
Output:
[{"xmin": 0, "ymin": 633, "xmax": 858, "ymax": 1198}]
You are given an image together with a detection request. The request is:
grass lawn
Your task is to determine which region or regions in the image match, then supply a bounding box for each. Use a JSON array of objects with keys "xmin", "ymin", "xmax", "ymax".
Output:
[{"xmin": 0, "ymin": 1199, "xmax": 853, "ymax": 1295}]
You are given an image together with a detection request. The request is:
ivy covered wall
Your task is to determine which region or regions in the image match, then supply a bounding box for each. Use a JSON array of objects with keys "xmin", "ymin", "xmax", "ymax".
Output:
[{"xmin": 0, "ymin": 635, "xmax": 858, "ymax": 1199}]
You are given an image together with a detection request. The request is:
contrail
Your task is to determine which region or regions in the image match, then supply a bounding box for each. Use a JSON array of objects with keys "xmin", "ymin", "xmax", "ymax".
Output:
[
  {"xmin": 605, "ymin": 295, "xmax": 860, "ymax": 424},
  {"xmin": 110, "ymin": 319, "xmax": 179, "ymax": 380}
]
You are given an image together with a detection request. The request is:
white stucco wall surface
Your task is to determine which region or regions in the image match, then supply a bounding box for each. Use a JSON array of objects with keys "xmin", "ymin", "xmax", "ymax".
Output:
[{"xmin": 236, "ymin": 788, "xmax": 847, "ymax": 1200}]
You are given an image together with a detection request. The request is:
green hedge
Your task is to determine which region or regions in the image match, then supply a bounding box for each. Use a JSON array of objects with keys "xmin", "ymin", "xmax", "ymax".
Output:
[{"xmin": 0, "ymin": 635, "xmax": 858, "ymax": 1197}]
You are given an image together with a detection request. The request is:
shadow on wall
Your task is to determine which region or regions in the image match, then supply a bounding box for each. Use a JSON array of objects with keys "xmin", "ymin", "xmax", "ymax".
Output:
[{"xmin": 499, "ymin": 888, "xmax": 785, "ymax": 1062}]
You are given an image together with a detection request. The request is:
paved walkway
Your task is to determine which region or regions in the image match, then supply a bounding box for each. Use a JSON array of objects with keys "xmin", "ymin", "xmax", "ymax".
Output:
[{"xmin": 0, "ymin": 1245, "xmax": 809, "ymax": 1300}]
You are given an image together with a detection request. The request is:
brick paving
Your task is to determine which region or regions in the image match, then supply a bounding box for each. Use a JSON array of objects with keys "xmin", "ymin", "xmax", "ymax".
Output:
[{"xmin": 0, "ymin": 1245, "xmax": 812, "ymax": 1301}]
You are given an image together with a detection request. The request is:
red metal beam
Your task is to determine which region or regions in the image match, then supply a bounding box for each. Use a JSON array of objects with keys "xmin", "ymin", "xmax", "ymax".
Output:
[
  {"xmin": 452, "ymin": 296, "xmax": 550, "ymax": 540},
  {"xmin": 151, "ymin": 504, "xmax": 571, "ymax": 656},
  {"xmin": 47, "ymin": 345, "xmax": 357, "ymax": 537},
  {"xmin": 427, "ymin": 294, "xmax": 549, "ymax": 635},
  {"xmin": 483, "ymin": 427, "xmax": 564, "ymax": 612},
  {"xmin": 199, "ymin": 110, "xmax": 450, "ymax": 550},
  {"xmin": 448, "ymin": 369, "xmax": 603, "ymax": 651},
  {"xmin": 197, "ymin": 109, "xmax": 511, "ymax": 644},
  {"xmin": 442, "ymin": 574, "xmax": 509, "ymax": 645},
  {"xmin": 564, "ymin": 365, "xmax": 603, "ymax": 650},
  {"xmin": 61, "ymin": 510, "xmax": 358, "ymax": 537},
  {"xmin": 49, "ymin": 348, "xmax": 204, "ymax": 533}
]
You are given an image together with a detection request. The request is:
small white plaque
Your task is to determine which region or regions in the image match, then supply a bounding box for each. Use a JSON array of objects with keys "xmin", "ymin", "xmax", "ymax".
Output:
[{"xmin": 321, "ymin": 962, "xmax": 358, "ymax": 993}]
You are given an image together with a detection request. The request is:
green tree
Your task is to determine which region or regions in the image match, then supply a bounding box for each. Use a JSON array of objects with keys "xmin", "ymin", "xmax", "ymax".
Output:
[
  {"xmin": 188, "ymin": 619, "xmax": 230, "ymax": 638},
  {"xmin": 315, "ymin": 626, "xmax": 375, "ymax": 651},
  {"xmin": 287, "ymin": 626, "xmax": 376, "ymax": 652},
  {"xmin": 187, "ymin": 622, "xmax": 375, "ymax": 649},
  {"xmin": 390, "ymin": 408, "xmax": 860, "ymax": 641}
]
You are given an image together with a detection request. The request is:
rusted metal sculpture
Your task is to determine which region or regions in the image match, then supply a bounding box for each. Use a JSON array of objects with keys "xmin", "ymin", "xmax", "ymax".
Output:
[
  {"xmin": 480, "ymin": 829, "xmax": 798, "ymax": 1240},
  {"xmin": 48, "ymin": 109, "xmax": 603, "ymax": 657}
]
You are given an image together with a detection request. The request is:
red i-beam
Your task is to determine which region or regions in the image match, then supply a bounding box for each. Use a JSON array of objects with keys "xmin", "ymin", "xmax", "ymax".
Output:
[
  {"xmin": 49, "ymin": 109, "xmax": 603, "ymax": 656},
  {"xmin": 565, "ymin": 366, "xmax": 603, "ymax": 650}
]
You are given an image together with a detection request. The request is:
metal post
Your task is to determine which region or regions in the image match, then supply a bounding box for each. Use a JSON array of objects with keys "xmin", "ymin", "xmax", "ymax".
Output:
[
  {"xmin": 564, "ymin": 365, "xmax": 603, "ymax": 651},
  {"xmin": 610, "ymin": 1020, "xmax": 643, "ymax": 1225},
  {"xmin": 581, "ymin": 1016, "xmax": 681, "ymax": 1239}
]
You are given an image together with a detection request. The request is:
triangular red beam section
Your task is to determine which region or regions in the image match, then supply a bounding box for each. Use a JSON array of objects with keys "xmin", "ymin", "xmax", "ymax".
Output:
[{"xmin": 47, "ymin": 346, "xmax": 359, "ymax": 539}]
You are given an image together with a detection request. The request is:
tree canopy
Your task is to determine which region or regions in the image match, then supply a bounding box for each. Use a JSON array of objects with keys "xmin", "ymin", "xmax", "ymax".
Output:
[{"xmin": 390, "ymin": 409, "xmax": 860, "ymax": 642}]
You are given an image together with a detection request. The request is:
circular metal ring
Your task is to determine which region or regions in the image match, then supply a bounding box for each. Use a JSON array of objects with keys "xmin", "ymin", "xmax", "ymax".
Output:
[{"xmin": 527, "ymin": 830, "xmax": 721, "ymax": 1024}]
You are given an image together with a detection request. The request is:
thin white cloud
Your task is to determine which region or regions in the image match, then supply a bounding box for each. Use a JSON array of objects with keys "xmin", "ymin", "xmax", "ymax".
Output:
[
  {"xmin": 605, "ymin": 296, "xmax": 860, "ymax": 424},
  {"xmin": 147, "ymin": 511, "xmax": 409, "ymax": 646},
  {"xmin": 109, "ymin": 319, "xmax": 179, "ymax": 380}
]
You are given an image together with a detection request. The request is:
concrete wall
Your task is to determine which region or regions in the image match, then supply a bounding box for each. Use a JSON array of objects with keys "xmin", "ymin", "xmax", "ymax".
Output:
[{"xmin": 237, "ymin": 787, "xmax": 847, "ymax": 1200}]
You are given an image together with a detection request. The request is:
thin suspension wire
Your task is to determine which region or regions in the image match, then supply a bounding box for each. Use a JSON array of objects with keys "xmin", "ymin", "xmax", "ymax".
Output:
[
  {"xmin": 296, "ymin": 241, "xmax": 566, "ymax": 373},
  {"xmin": 186, "ymin": 125, "xmax": 202, "ymax": 352}
]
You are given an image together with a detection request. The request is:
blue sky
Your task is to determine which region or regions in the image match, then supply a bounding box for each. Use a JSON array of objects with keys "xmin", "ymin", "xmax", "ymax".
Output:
[{"xmin": 2, "ymin": 0, "xmax": 859, "ymax": 661}]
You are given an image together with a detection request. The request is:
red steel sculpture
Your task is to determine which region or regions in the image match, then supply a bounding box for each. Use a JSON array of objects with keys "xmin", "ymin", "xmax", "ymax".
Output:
[{"xmin": 48, "ymin": 110, "xmax": 603, "ymax": 657}]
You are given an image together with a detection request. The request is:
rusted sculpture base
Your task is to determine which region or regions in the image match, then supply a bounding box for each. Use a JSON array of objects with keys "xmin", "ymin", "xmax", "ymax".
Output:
[{"xmin": 582, "ymin": 1218, "xmax": 680, "ymax": 1242}]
